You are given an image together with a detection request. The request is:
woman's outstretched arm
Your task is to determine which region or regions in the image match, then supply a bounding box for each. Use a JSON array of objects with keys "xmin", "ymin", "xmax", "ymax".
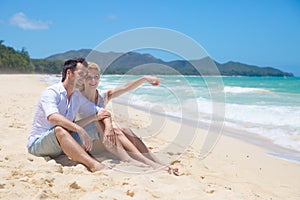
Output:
[{"xmin": 107, "ymin": 76, "xmax": 161, "ymax": 101}]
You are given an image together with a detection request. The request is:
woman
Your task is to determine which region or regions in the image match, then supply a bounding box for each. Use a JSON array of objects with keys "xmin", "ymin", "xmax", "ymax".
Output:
[{"xmin": 78, "ymin": 62, "xmax": 178, "ymax": 174}]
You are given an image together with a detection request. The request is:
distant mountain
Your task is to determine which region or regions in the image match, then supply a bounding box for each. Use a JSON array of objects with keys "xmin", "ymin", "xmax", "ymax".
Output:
[
  {"xmin": 216, "ymin": 61, "xmax": 293, "ymax": 76},
  {"xmin": 1, "ymin": 40, "xmax": 293, "ymax": 76},
  {"xmin": 46, "ymin": 49, "xmax": 99, "ymax": 61},
  {"xmin": 45, "ymin": 49, "xmax": 294, "ymax": 76}
]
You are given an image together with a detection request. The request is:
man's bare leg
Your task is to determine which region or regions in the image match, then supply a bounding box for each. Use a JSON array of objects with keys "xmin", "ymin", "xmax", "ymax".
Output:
[{"xmin": 54, "ymin": 126, "xmax": 108, "ymax": 172}]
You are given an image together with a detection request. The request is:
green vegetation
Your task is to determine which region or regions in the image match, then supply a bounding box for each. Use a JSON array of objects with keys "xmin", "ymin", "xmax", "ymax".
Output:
[
  {"xmin": 0, "ymin": 40, "xmax": 34, "ymax": 73},
  {"xmin": 0, "ymin": 41, "xmax": 294, "ymax": 76},
  {"xmin": 0, "ymin": 41, "xmax": 63, "ymax": 74},
  {"xmin": 31, "ymin": 59, "xmax": 63, "ymax": 74}
]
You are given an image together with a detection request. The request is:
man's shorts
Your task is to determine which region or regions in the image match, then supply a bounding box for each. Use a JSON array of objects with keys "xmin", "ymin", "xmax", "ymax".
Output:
[{"xmin": 28, "ymin": 127, "xmax": 82, "ymax": 158}]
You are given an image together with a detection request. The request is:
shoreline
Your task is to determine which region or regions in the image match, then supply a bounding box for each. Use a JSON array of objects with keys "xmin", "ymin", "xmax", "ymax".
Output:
[
  {"xmin": 113, "ymin": 99, "xmax": 300, "ymax": 165},
  {"xmin": 0, "ymin": 74, "xmax": 299, "ymax": 199}
]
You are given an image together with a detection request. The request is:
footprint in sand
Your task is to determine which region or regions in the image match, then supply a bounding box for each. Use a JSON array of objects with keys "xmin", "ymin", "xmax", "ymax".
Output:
[
  {"xmin": 69, "ymin": 181, "xmax": 81, "ymax": 190},
  {"xmin": 205, "ymin": 189, "xmax": 215, "ymax": 194},
  {"xmin": 32, "ymin": 190, "xmax": 53, "ymax": 200},
  {"xmin": 8, "ymin": 122, "xmax": 26, "ymax": 129},
  {"xmin": 126, "ymin": 190, "xmax": 135, "ymax": 197}
]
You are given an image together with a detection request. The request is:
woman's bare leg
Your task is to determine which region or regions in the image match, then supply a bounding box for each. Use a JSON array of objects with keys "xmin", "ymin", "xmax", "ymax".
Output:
[
  {"xmin": 119, "ymin": 127, "xmax": 166, "ymax": 166},
  {"xmin": 118, "ymin": 127, "xmax": 179, "ymax": 174},
  {"xmin": 112, "ymin": 127, "xmax": 162, "ymax": 169},
  {"xmin": 96, "ymin": 121, "xmax": 173, "ymax": 170},
  {"xmin": 95, "ymin": 122, "xmax": 148, "ymax": 167}
]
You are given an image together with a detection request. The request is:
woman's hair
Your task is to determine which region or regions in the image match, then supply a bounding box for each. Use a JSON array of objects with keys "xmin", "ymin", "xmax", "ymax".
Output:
[
  {"xmin": 79, "ymin": 62, "xmax": 101, "ymax": 92},
  {"xmin": 87, "ymin": 62, "xmax": 101, "ymax": 73}
]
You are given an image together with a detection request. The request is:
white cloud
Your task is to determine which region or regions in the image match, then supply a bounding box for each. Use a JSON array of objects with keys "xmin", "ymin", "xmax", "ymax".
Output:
[
  {"xmin": 107, "ymin": 14, "xmax": 118, "ymax": 20},
  {"xmin": 10, "ymin": 12, "xmax": 52, "ymax": 30}
]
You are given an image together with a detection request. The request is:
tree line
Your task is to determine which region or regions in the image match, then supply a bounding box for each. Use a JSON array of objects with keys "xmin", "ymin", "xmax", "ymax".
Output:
[{"xmin": 0, "ymin": 40, "xmax": 63, "ymax": 74}]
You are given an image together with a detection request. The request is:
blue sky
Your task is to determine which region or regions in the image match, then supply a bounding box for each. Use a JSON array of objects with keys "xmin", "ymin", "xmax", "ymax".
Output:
[{"xmin": 0, "ymin": 0, "xmax": 300, "ymax": 76}]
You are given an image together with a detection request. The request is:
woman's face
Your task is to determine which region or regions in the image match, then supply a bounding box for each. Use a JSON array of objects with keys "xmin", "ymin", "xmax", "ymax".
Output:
[{"xmin": 84, "ymin": 68, "xmax": 100, "ymax": 90}]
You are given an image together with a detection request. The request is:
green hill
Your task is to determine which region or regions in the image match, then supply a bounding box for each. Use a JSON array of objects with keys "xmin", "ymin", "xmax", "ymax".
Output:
[
  {"xmin": 46, "ymin": 49, "xmax": 294, "ymax": 76},
  {"xmin": 0, "ymin": 41, "xmax": 294, "ymax": 76}
]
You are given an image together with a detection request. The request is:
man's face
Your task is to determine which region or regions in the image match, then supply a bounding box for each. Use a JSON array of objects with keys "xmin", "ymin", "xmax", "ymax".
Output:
[{"xmin": 74, "ymin": 63, "xmax": 87, "ymax": 88}]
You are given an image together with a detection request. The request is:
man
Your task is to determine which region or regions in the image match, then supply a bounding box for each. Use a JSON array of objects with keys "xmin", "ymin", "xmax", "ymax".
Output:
[{"xmin": 27, "ymin": 58, "xmax": 113, "ymax": 172}]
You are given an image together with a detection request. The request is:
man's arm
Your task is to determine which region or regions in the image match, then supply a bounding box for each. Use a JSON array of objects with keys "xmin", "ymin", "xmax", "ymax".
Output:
[
  {"xmin": 48, "ymin": 113, "xmax": 93, "ymax": 151},
  {"xmin": 107, "ymin": 76, "xmax": 161, "ymax": 101},
  {"xmin": 48, "ymin": 113, "xmax": 82, "ymax": 133}
]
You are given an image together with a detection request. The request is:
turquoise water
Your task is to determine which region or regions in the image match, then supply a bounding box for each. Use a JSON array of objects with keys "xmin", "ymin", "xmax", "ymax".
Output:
[
  {"xmin": 42, "ymin": 75, "xmax": 300, "ymax": 156},
  {"xmin": 100, "ymin": 76, "xmax": 300, "ymax": 153},
  {"xmin": 222, "ymin": 76, "xmax": 300, "ymax": 106}
]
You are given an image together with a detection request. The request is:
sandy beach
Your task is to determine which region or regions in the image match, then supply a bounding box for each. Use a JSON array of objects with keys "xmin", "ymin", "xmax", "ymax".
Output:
[{"xmin": 0, "ymin": 74, "xmax": 299, "ymax": 200}]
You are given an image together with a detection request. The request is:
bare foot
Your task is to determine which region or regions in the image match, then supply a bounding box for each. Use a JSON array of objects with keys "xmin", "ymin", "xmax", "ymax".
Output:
[
  {"xmin": 90, "ymin": 163, "xmax": 114, "ymax": 172},
  {"xmin": 152, "ymin": 163, "xmax": 164, "ymax": 170},
  {"xmin": 127, "ymin": 159, "xmax": 150, "ymax": 168}
]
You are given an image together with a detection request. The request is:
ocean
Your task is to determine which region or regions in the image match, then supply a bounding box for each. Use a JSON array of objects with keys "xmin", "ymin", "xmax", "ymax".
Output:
[{"xmin": 41, "ymin": 75, "xmax": 300, "ymax": 162}]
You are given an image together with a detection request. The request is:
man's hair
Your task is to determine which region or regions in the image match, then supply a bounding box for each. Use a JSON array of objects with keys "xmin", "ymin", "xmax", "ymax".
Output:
[
  {"xmin": 61, "ymin": 57, "xmax": 88, "ymax": 82},
  {"xmin": 75, "ymin": 57, "xmax": 88, "ymax": 67}
]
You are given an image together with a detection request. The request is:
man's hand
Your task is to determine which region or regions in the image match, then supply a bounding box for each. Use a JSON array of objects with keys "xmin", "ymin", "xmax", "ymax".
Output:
[
  {"xmin": 96, "ymin": 109, "xmax": 111, "ymax": 120},
  {"xmin": 77, "ymin": 126, "xmax": 93, "ymax": 152}
]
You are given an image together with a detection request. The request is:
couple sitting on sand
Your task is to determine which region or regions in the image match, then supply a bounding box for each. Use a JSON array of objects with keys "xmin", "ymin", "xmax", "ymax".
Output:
[{"xmin": 26, "ymin": 57, "xmax": 178, "ymax": 174}]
